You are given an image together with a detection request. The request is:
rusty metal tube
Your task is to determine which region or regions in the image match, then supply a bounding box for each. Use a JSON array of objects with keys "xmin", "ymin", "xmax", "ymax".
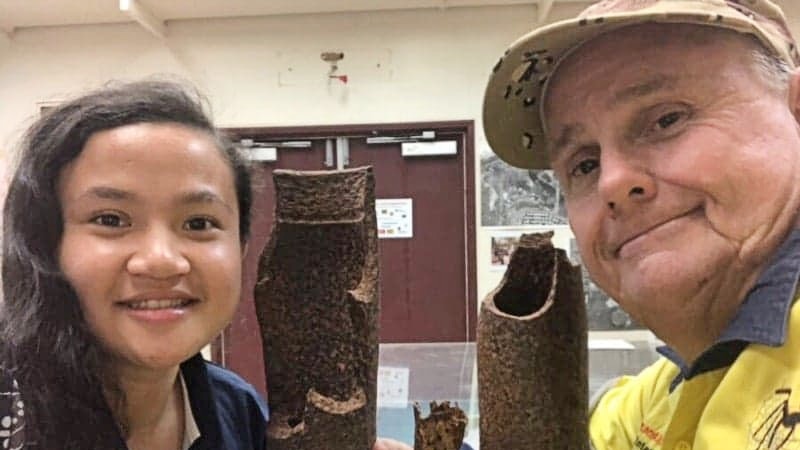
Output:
[
  {"xmin": 478, "ymin": 232, "xmax": 588, "ymax": 450},
  {"xmin": 413, "ymin": 401, "xmax": 467, "ymax": 450},
  {"xmin": 255, "ymin": 167, "xmax": 379, "ymax": 450}
]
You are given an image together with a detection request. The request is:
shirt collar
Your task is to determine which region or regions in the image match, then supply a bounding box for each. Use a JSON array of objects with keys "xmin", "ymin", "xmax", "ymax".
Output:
[
  {"xmin": 180, "ymin": 353, "xmax": 223, "ymax": 446},
  {"xmin": 657, "ymin": 228, "xmax": 800, "ymax": 388},
  {"xmin": 179, "ymin": 371, "xmax": 201, "ymax": 449}
]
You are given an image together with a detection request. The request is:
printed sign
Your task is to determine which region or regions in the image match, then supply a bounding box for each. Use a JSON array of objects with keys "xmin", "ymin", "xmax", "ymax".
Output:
[
  {"xmin": 377, "ymin": 366, "xmax": 410, "ymax": 408},
  {"xmin": 376, "ymin": 198, "xmax": 413, "ymax": 239}
]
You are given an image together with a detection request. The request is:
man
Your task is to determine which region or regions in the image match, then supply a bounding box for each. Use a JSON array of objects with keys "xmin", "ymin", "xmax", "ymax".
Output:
[{"xmin": 481, "ymin": 0, "xmax": 800, "ymax": 448}]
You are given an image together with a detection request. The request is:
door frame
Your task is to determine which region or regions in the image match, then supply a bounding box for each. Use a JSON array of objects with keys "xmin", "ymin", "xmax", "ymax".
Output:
[{"xmin": 216, "ymin": 120, "xmax": 477, "ymax": 361}]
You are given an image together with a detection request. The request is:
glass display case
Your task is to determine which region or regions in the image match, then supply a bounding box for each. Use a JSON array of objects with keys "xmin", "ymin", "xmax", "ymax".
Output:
[{"xmin": 376, "ymin": 339, "xmax": 661, "ymax": 448}]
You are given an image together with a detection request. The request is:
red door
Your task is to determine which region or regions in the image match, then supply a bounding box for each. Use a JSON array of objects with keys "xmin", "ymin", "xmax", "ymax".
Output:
[
  {"xmin": 220, "ymin": 122, "xmax": 476, "ymax": 399},
  {"xmin": 346, "ymin": 133, "xmax": 473, "ymax": 343}
]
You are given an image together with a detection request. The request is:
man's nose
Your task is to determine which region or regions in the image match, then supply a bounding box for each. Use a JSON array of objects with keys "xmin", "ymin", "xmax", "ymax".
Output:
[
  {"xmin": 126, "ymin": 226, "xmax": 190, "ymax": 279},
  {"xmin": 597, "ymin": 150, "xmax": 656, "ymax": 217}
]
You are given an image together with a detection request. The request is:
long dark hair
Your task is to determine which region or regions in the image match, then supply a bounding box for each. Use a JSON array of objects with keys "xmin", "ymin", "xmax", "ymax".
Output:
[{"xmin": 0, "ymin": 79, "xmax": 252, "ymax": 448}]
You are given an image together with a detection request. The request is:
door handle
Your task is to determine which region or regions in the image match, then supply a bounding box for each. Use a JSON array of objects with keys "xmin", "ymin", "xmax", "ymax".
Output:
[
  {"xmin": 325, "ymin": 139, "xmax": 334, "ymax": 168},
  {"xmin": 336, "ymin": 137, "xmax": 350, "ymax": 169}
]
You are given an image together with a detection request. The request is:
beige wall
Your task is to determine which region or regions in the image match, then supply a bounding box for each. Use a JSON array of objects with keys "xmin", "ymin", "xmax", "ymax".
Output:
[
  {"xmin": 0, "ymin": 3, "xmax": 589, "ymax": 310},
  {"xmin": 0, "ymin": 4, "xmax": 587, "ymax": 147},
  {"xmin": 2, "ymin": 1, "xmax": 799, "ymax": 328}
]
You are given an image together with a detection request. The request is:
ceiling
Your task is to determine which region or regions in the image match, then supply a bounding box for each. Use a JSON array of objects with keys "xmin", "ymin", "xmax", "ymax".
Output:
[{"xmin": 0, "ymin": 0, "xmax": 587, "ymax": 37}]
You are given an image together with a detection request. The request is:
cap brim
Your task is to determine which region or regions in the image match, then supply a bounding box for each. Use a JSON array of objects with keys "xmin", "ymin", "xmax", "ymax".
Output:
[{"xmin": 483, "ymin": 4, "xmax": 793, "ymax": 169}]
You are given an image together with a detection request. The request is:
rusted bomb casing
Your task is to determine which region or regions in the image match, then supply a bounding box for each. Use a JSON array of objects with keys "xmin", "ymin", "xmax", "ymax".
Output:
[
  {"xmin": 478, "ymin": 232, "xmax": 588, "ymax": 450},
  {"xmin": 413, "ymin": 401, "xmax": 467, "ymax": 450},
  {"xmin": 255, "ymin": 167, "xmax": 380, "ymax": 450}
]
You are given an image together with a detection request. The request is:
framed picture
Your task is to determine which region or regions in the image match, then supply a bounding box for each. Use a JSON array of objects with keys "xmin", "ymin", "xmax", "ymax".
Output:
[
  {"xmin": 489, "ymin": 234, "xmax": 518, "ymax": 271},
  {"xmin": 37, "ymin": 100, "xmax": 62, "ymax": 115},
  {"xmin": 481, "ymin": 155, "xmax": 567, "ymax": 226}
]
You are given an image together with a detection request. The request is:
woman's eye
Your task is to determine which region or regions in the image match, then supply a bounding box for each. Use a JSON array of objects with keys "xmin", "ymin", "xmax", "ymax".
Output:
[
  {"xmin": 184, "ymin": 217, "xmax": 217, "ymax": 231},
  {"xmin": 91, "ymin": 214, "xmax": 128, "ymax": 227},
  {"xmin": 570, "ymin": 159, "xmax": 599, "ymax": 178}
]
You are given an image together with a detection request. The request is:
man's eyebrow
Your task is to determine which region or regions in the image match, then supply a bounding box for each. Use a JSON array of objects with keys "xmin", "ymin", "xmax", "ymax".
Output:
[
  {"xmin": 548, "ymin": 75, "xmax": 681, "ymax": 160},
  {"xmin": 609, "ymin": 74, "xmax": 680, "ymax": 108},
  {"xmin": 177, "ymin": 189, "xmax": 235, "ymax": 213},
  {"xmin": 549, "ymin": 123, "xmax": 584, "ymax": 161}
]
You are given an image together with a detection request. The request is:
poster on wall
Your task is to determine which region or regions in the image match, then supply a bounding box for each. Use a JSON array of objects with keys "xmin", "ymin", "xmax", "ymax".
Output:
[
  {"xmin": 377, "ymin": 366, "xmax": 410, "ymax": 408},
  {"xmin": 489, "ymin": 228, "xmax": 569, "ymax": 271},
  {"xmin": 376, "ymin": 198, "xmax": 413, "ymax": 239},
  {"xmin": 481, "ymin": 154, "xmax": 567, "ymax": 226},
  {"xmin": 489, "ymin": 231, "xmax": 522, "ymax": 272}
]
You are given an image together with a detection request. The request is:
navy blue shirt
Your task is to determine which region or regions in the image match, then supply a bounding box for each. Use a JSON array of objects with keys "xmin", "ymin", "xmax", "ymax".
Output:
[
  {"xmin": 0, "ymin": 353, "xmax": 269, "ymax": 449},
  {"xmin": 657, "ymin": 228, "xmax": 800, "ymax": 391},
  {"xmin": 181, "ymin": 354, "xmax": 269, "ymax": 450}
]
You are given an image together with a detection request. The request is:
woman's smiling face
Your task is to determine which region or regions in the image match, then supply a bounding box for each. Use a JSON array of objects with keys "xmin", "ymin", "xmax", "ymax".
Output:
[{"xmin": 57, "ymin": 122, "xmax": 243, "ymax": 373}]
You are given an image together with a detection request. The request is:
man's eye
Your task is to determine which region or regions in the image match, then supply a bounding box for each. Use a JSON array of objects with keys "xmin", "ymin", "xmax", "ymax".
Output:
[
  {"xmin": 656, "ymin": 111, "xmax": 683, "ymax": 130},
  {"xmin": 184, "ymin": 217, "xmax": 217, "ymax": 231},
  {"xmin": 91, "ymin": 214, "xmax": 127, "ymax": 227},
  {"xmin": 570, "ymin": 159, "xmax": 599, "ymax": 178}
]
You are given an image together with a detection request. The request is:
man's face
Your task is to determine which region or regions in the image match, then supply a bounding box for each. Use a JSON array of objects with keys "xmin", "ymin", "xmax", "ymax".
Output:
[{"xmin": 545, "ymin": 24, "xmax": 800, "ymax": 338}]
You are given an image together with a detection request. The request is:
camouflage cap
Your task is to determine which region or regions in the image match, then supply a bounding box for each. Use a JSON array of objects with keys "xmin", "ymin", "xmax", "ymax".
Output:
[{"xmin": 482, "ymin": 0, "xmax": 800, "ymax": 169}]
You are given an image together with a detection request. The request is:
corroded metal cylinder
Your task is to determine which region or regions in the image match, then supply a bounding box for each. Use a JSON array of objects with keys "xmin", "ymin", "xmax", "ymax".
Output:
[
  {"xmin": 255, "ymin": 168, "xmax": 379, "ymax": 450},
  {"xmin": 477, "ymin": 232, "xmax": 588, "ymax": 450},
  {"xmin": 413, "ymin": 401, "xmax": 467, "ymax": 450}
]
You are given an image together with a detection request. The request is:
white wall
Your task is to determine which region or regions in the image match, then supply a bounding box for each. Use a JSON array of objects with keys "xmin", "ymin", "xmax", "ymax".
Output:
[{"xmin": 2, "ymin": 1, "xmax": 799, "ymax": 327}]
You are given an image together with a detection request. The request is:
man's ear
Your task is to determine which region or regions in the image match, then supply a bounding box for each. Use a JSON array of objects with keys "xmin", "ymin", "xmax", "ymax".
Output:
[
  {"xmin": 241, "ymin": 242, "xmax": 249, "ymax": 259},
  {"xmin": 788, "ymin": 67, "xmax": 800, "ymax": 123}
]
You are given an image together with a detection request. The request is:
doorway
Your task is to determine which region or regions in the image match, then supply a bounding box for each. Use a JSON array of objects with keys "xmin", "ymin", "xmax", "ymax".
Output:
[{"xmin": 218, "ymin": 121, "xmax": 476, "ymax": 397}]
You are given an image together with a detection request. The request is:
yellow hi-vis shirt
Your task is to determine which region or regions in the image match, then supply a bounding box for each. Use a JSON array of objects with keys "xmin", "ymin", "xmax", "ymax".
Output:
[{"xmin": 590, "ymin": 299, "xmax": 800, "ymax": 450}]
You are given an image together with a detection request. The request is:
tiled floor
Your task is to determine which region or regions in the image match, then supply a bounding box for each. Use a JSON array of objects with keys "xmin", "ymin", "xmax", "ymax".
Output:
[{"xmin": 376, "ymin": 340, "xmax": 661, "ymax": 448}]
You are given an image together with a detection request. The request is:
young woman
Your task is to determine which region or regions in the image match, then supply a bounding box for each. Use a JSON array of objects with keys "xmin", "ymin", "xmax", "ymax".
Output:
[{"xmin": 0, "ymin": 80, "xmax": 409, "ymax": 450}]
